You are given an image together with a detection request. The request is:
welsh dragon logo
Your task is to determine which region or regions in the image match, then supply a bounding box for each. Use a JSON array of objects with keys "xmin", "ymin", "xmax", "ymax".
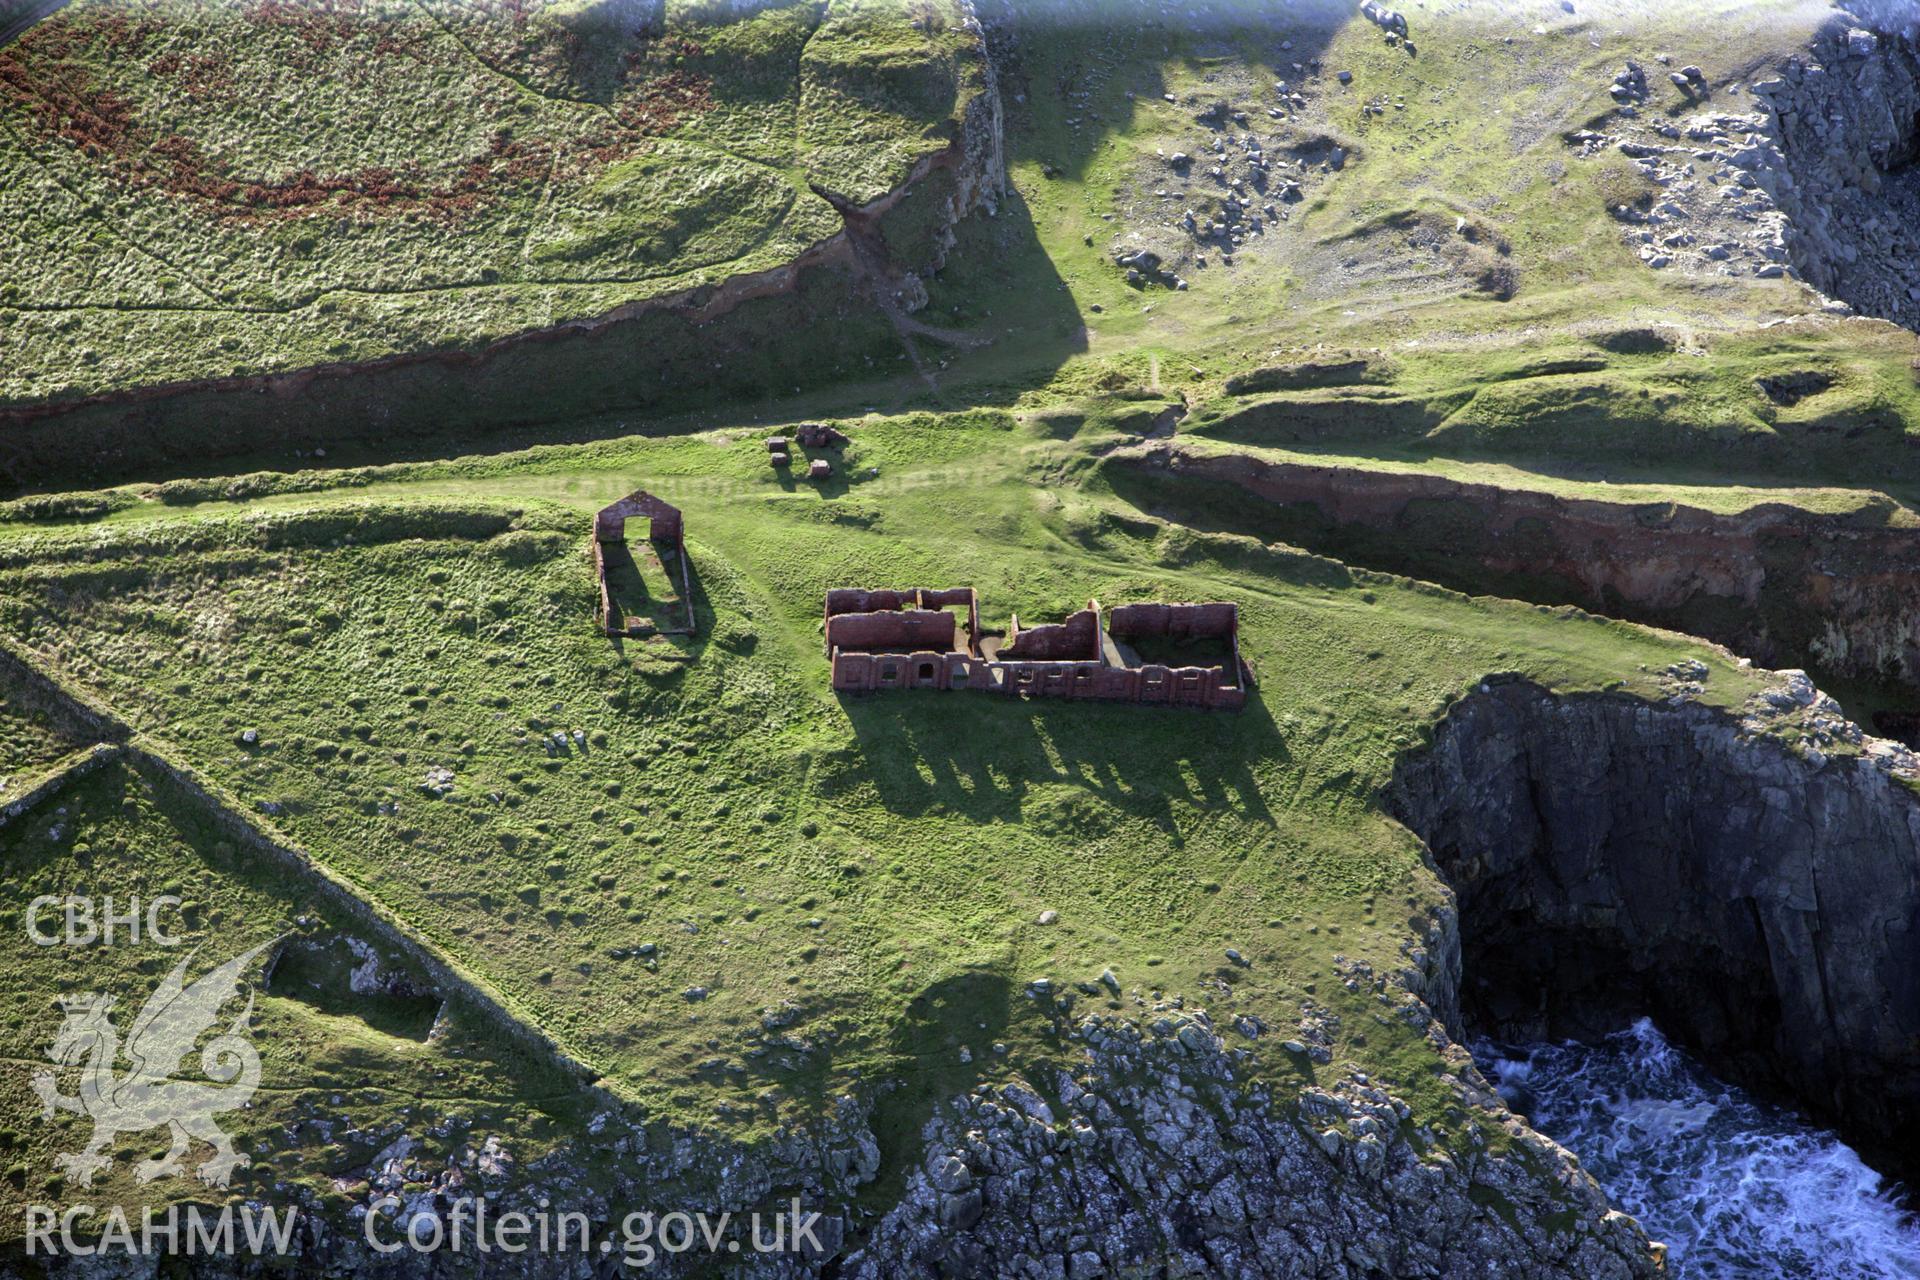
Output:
[{"xmin": 31, "ymin": 941, "xmax": 274, "ymax": 1189}]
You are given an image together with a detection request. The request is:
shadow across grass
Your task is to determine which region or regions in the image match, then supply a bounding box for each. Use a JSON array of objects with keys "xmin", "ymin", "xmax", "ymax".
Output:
[
  {"xmin": 600, "ymin": 536, "xmax": 695, "ymax": 636},
  {"xmin": 856, "ymin": 968, "xmax": 1022, "ymax": 1213},
  {"xmin": 833, "ymin": 685, "xmax": 1280, "ymax": 838}
]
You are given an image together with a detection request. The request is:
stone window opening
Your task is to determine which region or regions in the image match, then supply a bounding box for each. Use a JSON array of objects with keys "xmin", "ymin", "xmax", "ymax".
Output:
[{"xmin": 825, "ymin": 588, "xmax": 1250, "ymax": 710}]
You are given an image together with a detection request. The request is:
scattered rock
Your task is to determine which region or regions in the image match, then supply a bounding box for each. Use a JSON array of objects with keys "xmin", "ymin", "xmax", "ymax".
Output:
[{"xmin": 1360, "ymin": 0, "xmax": 1408, "ymax": 38}]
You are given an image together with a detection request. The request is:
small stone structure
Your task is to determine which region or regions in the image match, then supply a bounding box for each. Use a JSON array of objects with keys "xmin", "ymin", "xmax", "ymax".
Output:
[
  {"xmin": 595, "ymin": 489, "xmax": 682, "ymax": 543},
  {"xmin": 826, "ymin": 588, "xmax": 1251, "ymax": 710},
  {"xmin": 592, "ymin": 490, "xmax": 694, "ymax": 636},
  {"xmin": 769, "ymin": 424, "xmax": 845, "ymax": 474},
  {"xmin": 795, "ymin": 423, "xmax": 848, "ymax": 449}
]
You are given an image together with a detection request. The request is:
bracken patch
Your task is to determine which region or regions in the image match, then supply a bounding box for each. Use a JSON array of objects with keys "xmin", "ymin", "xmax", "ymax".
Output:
[{"xmin": 0, "ymin": 6, "xmax": 712, "ymax": 222}]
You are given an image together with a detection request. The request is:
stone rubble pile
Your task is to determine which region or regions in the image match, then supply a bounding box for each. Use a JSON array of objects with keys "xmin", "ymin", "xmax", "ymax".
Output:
[{"xmin": 1578, "ymin": 19, "xmax": 1920, "ymax": 326}]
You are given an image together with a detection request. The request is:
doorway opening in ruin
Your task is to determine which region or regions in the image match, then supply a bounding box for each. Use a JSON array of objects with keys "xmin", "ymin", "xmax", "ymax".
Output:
[{"xmin": 917, "ymin": 661, "xmax": 935, "ymax": 683}]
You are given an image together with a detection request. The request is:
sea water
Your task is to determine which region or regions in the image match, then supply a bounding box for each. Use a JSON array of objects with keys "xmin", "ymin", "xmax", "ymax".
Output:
[{"xmin": 1480, "ymin": 1019, "xmax": 1920, "ymax": 1279}]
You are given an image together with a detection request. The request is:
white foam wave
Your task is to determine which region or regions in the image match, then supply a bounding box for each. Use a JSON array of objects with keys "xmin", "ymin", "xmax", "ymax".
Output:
[{"xmin": 1480, "ymin": 1019, "xmax": 1920, "ymax": 1279}]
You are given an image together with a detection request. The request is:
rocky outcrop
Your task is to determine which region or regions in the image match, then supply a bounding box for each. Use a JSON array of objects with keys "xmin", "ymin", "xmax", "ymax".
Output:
[
  {"xmin": 936, "ymin": 1, "xmax": 1007, "ymax": 230},
  {"xmin": 1589, "ymin": 14, "xmax": 1920, "ymax": 324},
  {"xmin": 1752, "ymin": 20, "xmax": 1920, "ymax": 328},
  {"xmin": 847, "ymin": 1007, "xmax": 1656, "ymax": 1280},
  {"xmin": 19, "ymin": 976, "xmax": 1661, "ymax": 1279},
  {"xmin": 818, "ymin": 10, "xmax": 1006, "ymax": 319},
  {"xmin": 1388, "ymin": 675, "xmax": 1920, "ymax": 1182},
  {"xmin": 1114, "ymin": 445, "xmax": 1920, "ymax": 692}
]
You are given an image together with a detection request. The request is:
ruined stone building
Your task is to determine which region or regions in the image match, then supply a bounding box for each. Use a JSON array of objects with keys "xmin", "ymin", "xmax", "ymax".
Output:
[
  {"xmin": 826, "ymin": 588, "xmax": 1252, "ymax": 710},
  {"xmin": 794, "ymin": 422, "xmax": 849, "ymax": 449},
  {"xmin": 768, "ymin": 423, "xmax": 847, "ymax": 472},
  {"xmin": 592, "ymin": 490, "xmax": 695, "ymax": 636}
]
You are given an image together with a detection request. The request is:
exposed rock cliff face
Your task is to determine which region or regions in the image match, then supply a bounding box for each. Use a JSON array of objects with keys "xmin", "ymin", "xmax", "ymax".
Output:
[
  {"xmin": 847, "ymin": 1007, "xmax": 1656, "ymax": 1280},
  {"xmin": 1118, "ymin": 445, "xmax": 1920, "ymax": 692},
  {"xmin": 1754, "ymin": 20, "xmax": 1920, "ymax": 330},
  {"xmin": 1593, "ymin": 12, "xmax": 1920, "ymax": 323},
  {"xmin": 24, "ymin": 1000, "xmax": 1660, "ymax": 1279},
  {"xmin": 1388, "ymin": 676, "xmax": 1920, "ymax": 1182}
]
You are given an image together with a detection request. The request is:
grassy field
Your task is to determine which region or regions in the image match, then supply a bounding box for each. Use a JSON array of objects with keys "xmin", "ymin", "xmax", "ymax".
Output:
[
  {"xmin": 0, "ymin": 409, "xmax": 1765, "ymax": 1172},
  {"xmin": 0, "ymin": 0, "xmax": 984, "ymax": 406},
  {"xmin": 6, "ymin": 0, "xmax": 1919, "ymax": 506},
  {"xmin": 0, "ymin": 692, "xmax": 87, "ymax": 783},
  {"xmin": 0, "ymin": 755, "xmax": 600, "ymax": 1232},
  {"xmin": 3, "ymin": 0, "xmax": 1915, "ymax": 1251}
]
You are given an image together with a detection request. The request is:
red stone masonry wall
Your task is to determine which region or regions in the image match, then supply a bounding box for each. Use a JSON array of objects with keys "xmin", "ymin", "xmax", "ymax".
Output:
[
  {"xmin": 825, "ymin": 609, "xmax": 957, "ymax": 655},
  {"xmin": 596, "ymin": 491, "xmax": 683, "ymax": 545},
  {"xmin": 826, "ymin": 589, "xmax": 1251, "ymax": 711},
  {"xmin": 1003, "ymin": 607, "xmax": 1100, "ymax": 661},
  {"xmin": 1106, "ymin": 601, "xmax": 1238, "ymax": 639},
  {"xmin": 591, "ymin": 489, "xmax": 693, "ymax": 637},
  {"xmin": 826, "ymin": 587, "xmax": 923, "ymax": 617},
  {"xmin": 592, "ymin": 536, "xmax": 618, "ymax": 633}
]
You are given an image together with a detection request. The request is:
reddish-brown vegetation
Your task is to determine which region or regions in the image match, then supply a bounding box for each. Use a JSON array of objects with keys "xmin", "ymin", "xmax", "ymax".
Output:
[{"xmin": 0, "ymin": 8, "xmax": 712, "ymax": 223}]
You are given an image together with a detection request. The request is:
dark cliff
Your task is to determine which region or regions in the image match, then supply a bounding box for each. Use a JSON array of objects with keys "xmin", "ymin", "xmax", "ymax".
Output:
[
  {"xmin": 1114, "ymin": 445, "xmax": 1920, "ymax": 694},
  {"xmin": 1387, "ymin": 677, "xmax": 1920, "ymax": 1182}
]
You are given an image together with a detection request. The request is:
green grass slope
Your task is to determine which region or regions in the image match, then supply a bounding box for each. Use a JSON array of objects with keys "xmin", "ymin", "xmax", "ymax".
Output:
[
  {"xmin": 0, "ymin": 0, "xmax": 984, "ymax": 407},
  {"xmin": 0, "ymin": 757, "xmax": 596, "ymax": 1230},
  {"xmin": 0, "ymin": 409, "xmax": 1764, "ymax": 1153},
  {"xmin": 1, "ymin": 0, "xmax": 1913, "ymax": 1250},
  {"xmin": 909, "ymin": 0, "xmax": 1920, "ymax": 501}
]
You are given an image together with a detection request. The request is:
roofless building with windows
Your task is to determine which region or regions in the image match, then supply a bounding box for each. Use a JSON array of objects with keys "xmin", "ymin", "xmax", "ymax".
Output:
[{"xmin": 825, "ymin": 588, "xmax": 1252, "ymax": 710}]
